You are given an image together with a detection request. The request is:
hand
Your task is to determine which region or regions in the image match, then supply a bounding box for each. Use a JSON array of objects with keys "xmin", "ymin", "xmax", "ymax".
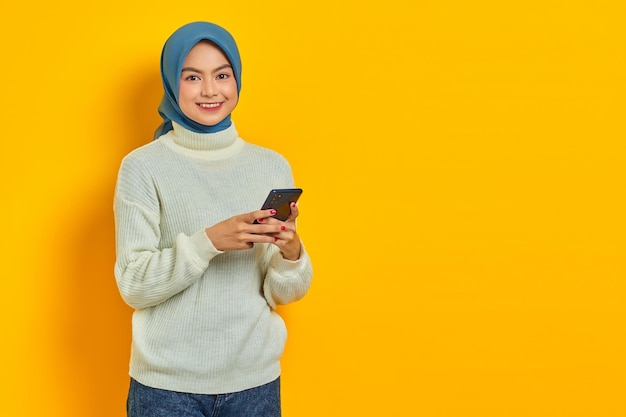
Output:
[
  {"xmin": 258, "ymin": 202, "xmax": 302, "ymax": 261},
  {"xmin": 205, "ymin": 208, "xmax": 285, "ymax": 251}
]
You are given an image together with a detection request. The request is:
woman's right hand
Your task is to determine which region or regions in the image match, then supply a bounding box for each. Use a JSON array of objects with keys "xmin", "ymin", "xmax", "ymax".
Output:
[{"xmin": 205, "ymin": 209, "xmax": 284, "ymax": 251}]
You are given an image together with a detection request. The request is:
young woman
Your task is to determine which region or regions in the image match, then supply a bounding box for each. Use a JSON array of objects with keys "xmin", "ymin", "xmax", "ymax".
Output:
[{"xmin": 114, "ymin": 21, "xmax": 313, "ymax": 417}]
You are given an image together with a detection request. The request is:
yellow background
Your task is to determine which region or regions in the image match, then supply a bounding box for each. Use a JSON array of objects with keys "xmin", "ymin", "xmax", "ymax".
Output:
[{"xmin": 1, "ymin": 1, "xmax": 624, "ymax": 416}]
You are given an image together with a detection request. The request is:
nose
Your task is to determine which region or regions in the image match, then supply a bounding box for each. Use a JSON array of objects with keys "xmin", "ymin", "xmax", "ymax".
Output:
[{"xmin": 201, "ymin": 79, "xmax": 217, "ymax": 97}]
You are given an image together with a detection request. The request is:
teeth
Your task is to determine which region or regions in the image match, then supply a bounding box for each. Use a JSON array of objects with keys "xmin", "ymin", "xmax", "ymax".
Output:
[{"xmin": 199, "ymin": 103, "xmax": 220, "ymax": 108}]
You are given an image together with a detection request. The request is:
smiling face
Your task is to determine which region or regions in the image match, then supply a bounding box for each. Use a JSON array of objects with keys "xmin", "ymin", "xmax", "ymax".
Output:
[{"xmin": 178, "ymin": 40, "xmax": 238, "ymax": 127}]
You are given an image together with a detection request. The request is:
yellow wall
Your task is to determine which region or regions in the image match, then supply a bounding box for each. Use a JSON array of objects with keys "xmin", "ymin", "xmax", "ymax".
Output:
[{"xmin": 2, "ymin": 1, "xmax": 624, "ymax": 416}]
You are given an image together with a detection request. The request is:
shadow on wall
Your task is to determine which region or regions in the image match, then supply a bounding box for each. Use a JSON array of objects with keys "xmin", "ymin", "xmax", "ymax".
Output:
[{"xmin": 60, "ymin": 62, "xmax": 162, "ymax": 416}]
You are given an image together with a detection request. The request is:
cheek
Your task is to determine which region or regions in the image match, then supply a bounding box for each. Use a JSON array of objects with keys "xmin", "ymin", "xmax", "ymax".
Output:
[
  {"xmin": 178, "ymin": 84, "xmax": 193, "ymax": 102},
  {"xmin": 177, "ymin": 86, "xmax": 197, "ymax": 118},
  {"xmin": 228, "ymin": 83, "xmax": 239, "ymax": 101}
]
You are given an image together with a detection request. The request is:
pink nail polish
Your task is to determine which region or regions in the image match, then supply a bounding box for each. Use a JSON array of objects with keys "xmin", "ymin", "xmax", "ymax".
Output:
[
  {"xmin": 270, "ymin": 209, "xmax": 277, "ymax": 215},
  {"xmin": 281, "ymin": 226, "xmax": 286, "ymax": 231},
  {"xmin": 274, "ymin": 237, "xmax": 279, "ymax": 242},
  {"xmin": 291, "ymin": 203, "xmax": 296, "ymax": 208}
]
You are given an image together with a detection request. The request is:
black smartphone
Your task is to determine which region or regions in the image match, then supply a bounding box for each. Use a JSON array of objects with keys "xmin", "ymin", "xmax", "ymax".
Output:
[{"xmin": 258, "ymin": 188, "xmax": 303, "ymax": 221}]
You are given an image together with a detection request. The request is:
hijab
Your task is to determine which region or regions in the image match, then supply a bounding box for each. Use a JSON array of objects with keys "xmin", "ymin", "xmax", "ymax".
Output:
[{"xmin": 154, "ymin": 21, "xmax": 242, "ymax": 139}]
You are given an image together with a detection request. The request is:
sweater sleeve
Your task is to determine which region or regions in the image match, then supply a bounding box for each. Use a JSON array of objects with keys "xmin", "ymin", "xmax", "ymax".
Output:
[
  {"xmin": 259, "ymin": 155, "xmax": 313, "ymax": 308},
  {"xmin": 262, "ymin": 244, "xmax": 313, "ymax": 309},
  {"xmin": 113, "ymin": 155, "xmax": 222, "ymax": 309}
]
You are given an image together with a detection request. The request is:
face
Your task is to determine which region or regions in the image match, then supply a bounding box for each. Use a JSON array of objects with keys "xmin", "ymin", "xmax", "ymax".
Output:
[{"xmin": 178, "ymin": 41, "xmax": 238, "ymax": 126}]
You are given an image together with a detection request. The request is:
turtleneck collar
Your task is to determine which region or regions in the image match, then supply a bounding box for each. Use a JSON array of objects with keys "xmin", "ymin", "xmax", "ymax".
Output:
[{"xmin": 161, "ymin": 121, "xmax": 244, "ymax": 160}]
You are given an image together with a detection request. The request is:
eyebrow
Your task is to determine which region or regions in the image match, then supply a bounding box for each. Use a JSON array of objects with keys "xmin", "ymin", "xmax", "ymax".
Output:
[{"xmin": 181, "ymin": 64, "xmax": 233, "ymax": 75}]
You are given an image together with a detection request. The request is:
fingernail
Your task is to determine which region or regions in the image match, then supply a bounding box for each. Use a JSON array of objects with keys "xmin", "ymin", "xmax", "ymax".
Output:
[
  {"xmin": 291, "ymin": 203, "xmax": 296, "ymax": 208},
  {"xmin": 281, "ymin": 226, "xmax": 286, "ymax": 231},
  {"xmin": 274, "ymin": 237, "xmax": 279, "ymax": 242},
  {"xmin": 257, "ymin": 218, "xmax": 263, "ymax": 223},
  {"xmin": 270, "ymin": 209, "xmax": 277, "ymax": 215}
]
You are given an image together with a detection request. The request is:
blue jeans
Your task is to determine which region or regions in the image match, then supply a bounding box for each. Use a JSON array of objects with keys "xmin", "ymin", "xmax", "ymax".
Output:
[{"xmin": 127, "ymin": 377, "xmax": 281, "ymax": 417}]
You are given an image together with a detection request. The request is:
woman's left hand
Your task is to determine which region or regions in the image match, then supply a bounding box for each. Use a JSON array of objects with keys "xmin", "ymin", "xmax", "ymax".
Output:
[{"xmin": 257, "ymin": 202, "xmax": 302, "ymax": 260}]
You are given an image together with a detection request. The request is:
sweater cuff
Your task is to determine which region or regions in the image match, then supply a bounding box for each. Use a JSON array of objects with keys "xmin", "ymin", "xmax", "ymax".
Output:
[
  {"xmin": 271, "ymin": 244, "xmax": 310, "ymax": 275},
  {"xmin": 189, "ymin": 230, "xmax": 224, "ymax": 266}
]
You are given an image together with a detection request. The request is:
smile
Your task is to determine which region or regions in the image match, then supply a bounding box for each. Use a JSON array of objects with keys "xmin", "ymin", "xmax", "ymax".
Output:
[{"xmin": 198, "ymin": 103, "xmax": 221, "ymax": 109}]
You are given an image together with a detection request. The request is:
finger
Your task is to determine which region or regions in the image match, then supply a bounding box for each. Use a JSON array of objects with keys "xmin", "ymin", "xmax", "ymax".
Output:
[
  {"xmin": 250, "ymin": 209, "xmax": 277, "ymax": 224},
  {"xmin": 246, "ymin": 232, "xmax": 279, "ymax": 244},
  {"xmin": 272, "ymin": 224, "xmax": 294, "ymax": 243},
  {"xmin": 286, "ymin": 202, "xmax": 299, "ymax": 222},
  {"xmin": 256, "ymin": 216, "xmax": 280, "ymax": 225},
  {"xmin": 251, "ymin": 222, "xmax": 285, "ymax": 235}
]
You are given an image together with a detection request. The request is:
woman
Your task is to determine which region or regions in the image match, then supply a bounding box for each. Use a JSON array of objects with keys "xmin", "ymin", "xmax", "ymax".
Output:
[{"xmin": 114, "ymin": 21, "xmax": 313, "ymax": 417}]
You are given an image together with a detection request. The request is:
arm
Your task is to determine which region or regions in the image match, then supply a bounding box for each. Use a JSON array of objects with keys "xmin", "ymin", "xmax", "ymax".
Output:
[
  {"xmin": 262, "ymin": 244, "xmax": 313, "ymax": 309},
  {"xmin": 113, "ymin": 158, "xmax": 221, "ymax": 309},
  {"xmin": 114, "ymin": 198, "xmax": 221, "ymax": 309},
  {"xmin": 260, "ymin": 202, "xmax": 313, "ymax": 308}
]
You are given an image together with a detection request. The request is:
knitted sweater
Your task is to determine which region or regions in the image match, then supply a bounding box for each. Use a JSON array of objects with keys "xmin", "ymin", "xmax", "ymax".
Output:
[{"xmin": 113, "ymin": 122, "xmax": 313, "ymax": 394}]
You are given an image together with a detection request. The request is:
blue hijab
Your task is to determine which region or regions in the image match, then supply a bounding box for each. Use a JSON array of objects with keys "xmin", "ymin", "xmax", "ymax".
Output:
[{"xmin": 154, "ymin": 22, "xmax": 242, "ymax": 139}]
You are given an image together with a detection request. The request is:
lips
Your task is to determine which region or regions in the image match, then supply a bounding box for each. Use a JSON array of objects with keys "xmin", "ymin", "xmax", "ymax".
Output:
[{"xmin": 197, "ymin": 102, "xmax": 222, "ymax": 110}]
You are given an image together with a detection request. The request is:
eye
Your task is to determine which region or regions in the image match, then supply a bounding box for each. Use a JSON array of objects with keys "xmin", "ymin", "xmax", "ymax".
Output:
[
  {"xmin": 185, "ymin": 75, "xmax": 201, "ymax": 81},
  {"xmin": 216, "ymin": 73, "xmax": 230, "ymax": 80}
]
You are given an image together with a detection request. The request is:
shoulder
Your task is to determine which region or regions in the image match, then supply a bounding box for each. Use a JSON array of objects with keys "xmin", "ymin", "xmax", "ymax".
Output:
[
  {"xmin": 116, "ymin": 140, "xmax": 176, "ymax": 194},
  {"xmin": 242, "ymin": 142, "xmax": 291, "ymax": 167},
  {"xmin": 239, "ymin": 141, "xmax": 295, "ymax": 186},
  {"xmin": 118, "ymin": 138, "xmax": 185, "ymax": 180},
  {"xmin": 121, "ymin": 140, "xmax": 169, "ymax": 166}
]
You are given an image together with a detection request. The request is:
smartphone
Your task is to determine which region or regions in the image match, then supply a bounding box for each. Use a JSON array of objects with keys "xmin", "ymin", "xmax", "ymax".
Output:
[{"xmin": 258, "ymin": 188, "xmax": 303, "ymax": 221}]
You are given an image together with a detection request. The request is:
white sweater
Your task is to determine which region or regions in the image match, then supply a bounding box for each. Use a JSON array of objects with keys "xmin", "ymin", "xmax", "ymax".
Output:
[{"xmin": 113, "ymin": 122, "xmax": 313, "ymax": 394}]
